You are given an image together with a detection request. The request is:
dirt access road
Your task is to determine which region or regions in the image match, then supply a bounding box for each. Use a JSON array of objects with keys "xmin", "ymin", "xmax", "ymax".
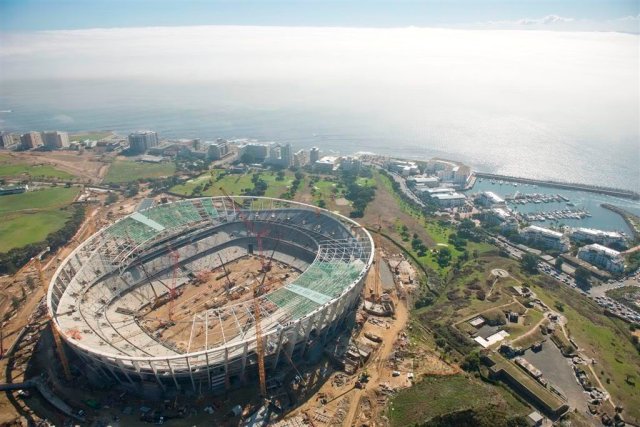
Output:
[{"xmin": 343, "ymin": 297, "xmax": 409, "ymax": 426}]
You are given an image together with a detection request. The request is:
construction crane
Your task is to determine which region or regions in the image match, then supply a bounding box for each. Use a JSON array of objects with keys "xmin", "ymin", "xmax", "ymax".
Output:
[
  {"xmin": 251, "ymin": 281, "xmax": 268, "ymax": 398},
  {"xmin": 167, "ymin": 248, "xmax": 180, "ymax": 321}
]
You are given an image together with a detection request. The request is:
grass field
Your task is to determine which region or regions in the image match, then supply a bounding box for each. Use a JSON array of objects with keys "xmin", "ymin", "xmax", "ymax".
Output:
[
  {"xmin": 0, "ymin": 154, "xmax": 73, "ymax": 180},
  {"xmin": 69, "ymin": 131, "xmax": 113, "ymax": 142},
  {"xmin": 0, "ymin": 187, "xmax": 79, "ymax": 252},
  {"xmin": 170, "ymin": 169, "xmax": 296, "ymax": 197},
  {"xmin": 0, "ymin": 211, "xmax": 71, "ymax": 252},
  {"xmin": 388, "ymin": 374, "xmax": 528, "ymax": 426},
  {"xmin": 104, "ymin": 159, "xmax": 176, "ymax": 183}
]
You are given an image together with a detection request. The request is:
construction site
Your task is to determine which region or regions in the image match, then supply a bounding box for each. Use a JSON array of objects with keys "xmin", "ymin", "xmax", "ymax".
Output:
[{"xmin": 1, "ymin": 192, "xmax": 438, "ymax": 426}]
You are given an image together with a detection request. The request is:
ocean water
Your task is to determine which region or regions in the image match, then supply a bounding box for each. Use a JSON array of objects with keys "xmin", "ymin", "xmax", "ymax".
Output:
[
  {"xmin": 1, "ymin": 79, "xmax": 638, "ymax": 192},
  {"xmin": 1, "ymin": 27, "xmax": 637, "ymax": 190}
]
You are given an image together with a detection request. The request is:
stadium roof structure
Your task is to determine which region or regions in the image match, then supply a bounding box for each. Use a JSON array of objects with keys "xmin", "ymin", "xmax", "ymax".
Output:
[{"xmin": 47, "ymin": 197, "xmax": 374, "ymax": 375}]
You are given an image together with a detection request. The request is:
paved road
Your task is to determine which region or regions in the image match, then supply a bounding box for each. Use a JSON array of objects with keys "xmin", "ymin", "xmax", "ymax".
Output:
[{"xmin": 386, "ymin": 170, "xmax": 426, "ymax": 208}]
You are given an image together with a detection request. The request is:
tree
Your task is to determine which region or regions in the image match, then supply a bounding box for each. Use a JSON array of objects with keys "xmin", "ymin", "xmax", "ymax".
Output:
[
  {"xmin": 317, "ymin": 199, "xmax": 326, "ymax": 209},
  {"xmin": 555, "ymin": 257, "xmax": 563, "ymax": 270},
  {"xmin": 437, "ymin": 247, "xmax": 452, "ymax": 268},
  {"xmin": 520, "ymin": 253, "xmax": 540, "ymax": 274},
  {"xmin": 461, "ymin": 351, "xmax": 481, "ymax": 372},
  {"xmin": 575, "ymin": 267, "xmax": 591, "ymax": 291}
]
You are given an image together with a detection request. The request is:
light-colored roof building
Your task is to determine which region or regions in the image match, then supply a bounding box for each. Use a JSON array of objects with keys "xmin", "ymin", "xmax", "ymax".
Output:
[
  {"xmin": 578, "ymin": 243, "xmax": 625, "ymax": 273},
  {"xmin": 520, "ymin": 225, "xmax": 569, "ymax": 252}
]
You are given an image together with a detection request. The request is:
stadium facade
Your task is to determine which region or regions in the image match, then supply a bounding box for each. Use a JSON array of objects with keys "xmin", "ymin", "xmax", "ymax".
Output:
[{"xmin": 47, "ymin": 197, "xmax": 373, "ymax": 395}]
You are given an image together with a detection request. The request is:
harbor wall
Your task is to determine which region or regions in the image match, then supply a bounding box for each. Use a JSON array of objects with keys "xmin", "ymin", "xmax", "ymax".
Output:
[{"xmin": 473, "ymin": 173, "xmax": 639, "ymax": 200}]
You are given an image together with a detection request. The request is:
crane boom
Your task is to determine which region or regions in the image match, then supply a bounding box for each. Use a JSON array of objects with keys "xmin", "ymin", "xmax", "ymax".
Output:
[{"xmin": 253, "ymin": 296, "xmax": 267, "ymax": 397}]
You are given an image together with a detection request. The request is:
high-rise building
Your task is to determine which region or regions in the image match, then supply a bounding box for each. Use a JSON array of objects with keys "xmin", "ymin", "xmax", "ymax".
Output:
[
  {"xmin": 280, "ymin": 143, "xmax": 293, "ymax": 168},
  {"xmin": 293, "ymin": 149, "xmax": 309, "ymax": 168},
  {"xmin": 310, "ymin": 147, "xmax": 320, "ymax": 163},
  {"xmin": 20, "ymin": 131, "xmax": 44, "ymax": 149},
  {"xmin": 340, "ymin": 156, "xmax": 361, "ymax": 172},
  {"xmin": 238, "ymin": 143, "xmax": 269, "ymax": 163},
  {"xmin": 128, "ymin": 131, "xmax": 159, "ymax": 154},
  {"xmin": 0, "ymin": 132, "xmax": 20, "ymax": 149},
  {"xmin": 42, "ymin": 131, "xmax": 70, "ymax": 149},
  {"xmin": 207, "ymin": 139, "xmax": 230, "ymax": 160}
]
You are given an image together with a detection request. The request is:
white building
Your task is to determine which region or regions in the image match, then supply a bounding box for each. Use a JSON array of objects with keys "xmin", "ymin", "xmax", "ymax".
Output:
[
  {"xmin": 314, "ymin": 156, "xmax": 340, "ymax": 173},
  {"xmin": 485, "ymin": 207, "xmax": 518, "ymax": 230},
  {"xmin": 407, "ymin": 175, "xmax": 439, "ymax": 188},
  {"xmin": 432, "ymin": 192, "xmax": 467, "ymax": 207},
  {"xmin": 20, "ymin": 131, "xmax": 44, "ymax": 149},
  {"xmin": 520, "ymin": 225, "xmax": 569, "ymax": 252},
  {"xmin": 128, "ymin": 131, "xmax": 159, "ymax": 154},
  {"xmin": 578, "ymin": 244, "xmax": 625, "ymax": 274},
  {"xmin": 477, "ymin": 191, "xmax": 505, "ymax": 207},
  {"xmin": 340, "ymin": 156, "xmax": 362, "ymax": 172},
  {"xmin": 0, "ymin": 132, "xmax": 20, "ymax": 149},
  {"xmin": 238, "ymin": 143, "xmax": 269, "ymax": 163},
  {"xmin": 570, "ymin": 227, "xmax": 626, "ymax": 247},
  {"xmin": 206, "ymin": 139, "xmax": 230, "ymax": 160},
  {"xmin": 293, "ymin": 149, "xmax": 309, "ymax": 168},
  {"xmin": 424, "ymin": 159, "xmax": 471, "ymax": 187},
  {"xmin": 42, "ymin": 131, "xmax": 70, "ymax": 149},
  {"xmin": 388, "ymin": 160, "xmax": 419, "ymax": 176}
]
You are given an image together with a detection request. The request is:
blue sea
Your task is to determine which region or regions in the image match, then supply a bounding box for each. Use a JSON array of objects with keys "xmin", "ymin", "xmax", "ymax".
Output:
[{"xmin": 1, "ymin": 79, "xmax": 638, "ymax": 194}]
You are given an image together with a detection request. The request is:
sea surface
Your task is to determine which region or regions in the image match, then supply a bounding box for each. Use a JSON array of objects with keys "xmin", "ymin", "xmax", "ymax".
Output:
[{"xmin": 1, "ymin": 27, "xmax": 638, "ymax": 190}]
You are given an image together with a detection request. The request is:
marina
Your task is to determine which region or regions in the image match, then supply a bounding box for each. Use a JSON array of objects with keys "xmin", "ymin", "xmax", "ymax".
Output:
[{"xmin": 469, "ymin": 179, "xmax": 640, "ymax": 234}]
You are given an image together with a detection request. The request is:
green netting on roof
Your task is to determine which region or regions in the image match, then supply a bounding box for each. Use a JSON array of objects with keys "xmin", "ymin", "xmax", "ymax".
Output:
[
  {"xmin": 143, "ymin": 201, "xmax": 202, "ymax": 229},
  {"xmin": 201, "ymin": 198, "xmax": 219, "ymax": 218},
  {"xmin": 106, "ymin": 217, "xmax": 158, "ymax": 243},
  {"xmin": 266, "ymin": 261, "xmax": 361, "ymax": 320}
]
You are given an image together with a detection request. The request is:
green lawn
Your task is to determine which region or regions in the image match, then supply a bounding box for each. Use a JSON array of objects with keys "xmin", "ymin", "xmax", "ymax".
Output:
[
  {"xmin": 104, "ymin": 159, "xmax": 176, "ymax": 183},
  {"xmin": 0, "ymin": 187, "xmax": 79, "ymax": 215},
  {"xmin": 389, "ymin": 374, "xmax": 528, "ymax": 426},
  {"xmin": 0, "ymin": 211, "xmax": 71, "ymax": 252},
  {"xmin": 171, "ymin": 169, "xmax": 296, "ymax": 198},
  {"xmin": 0, "ymin": 187, "xmax": 80, "ymax": 252},
  {"xmin": 0, "ymin": 154, "xmax": 73, "ymax": 180},
  {"xmin": 69, "ymin": 131, "xmax": 113, "ymax": 142}
]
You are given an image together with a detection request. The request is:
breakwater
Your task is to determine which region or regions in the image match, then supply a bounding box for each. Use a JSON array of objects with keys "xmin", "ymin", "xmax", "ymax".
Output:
[
  {"xmin": 473, "ymin": 173, "xmax": 639, "ymax": 200},
  {"xmin": 601, "ymin": 204, "xmax": 640, "ymax": 240}
]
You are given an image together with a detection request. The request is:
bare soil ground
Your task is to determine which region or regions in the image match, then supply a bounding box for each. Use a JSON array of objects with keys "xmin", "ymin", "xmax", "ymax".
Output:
[
  {"xmin": 142, "ymin": 257, "xmax": 300, "ymax": 351},
  {"xmin": 7, "ymin": 151, "xmax": 112, "ymax": 183},
  {"xmin": 362, "ymin": 173, "xmax": 436, "ymax": 248}
]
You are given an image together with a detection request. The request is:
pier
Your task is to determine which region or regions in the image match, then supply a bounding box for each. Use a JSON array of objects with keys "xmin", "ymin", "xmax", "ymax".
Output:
[{"xmin": 473, "ymin": 173, "xmax": 640, "ymax": 200}]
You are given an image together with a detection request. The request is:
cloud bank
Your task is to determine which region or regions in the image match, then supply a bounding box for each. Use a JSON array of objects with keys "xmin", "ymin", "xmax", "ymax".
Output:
[{"xmin": 473, "ymin": 14, "xmax": 640, "ymax": 33}]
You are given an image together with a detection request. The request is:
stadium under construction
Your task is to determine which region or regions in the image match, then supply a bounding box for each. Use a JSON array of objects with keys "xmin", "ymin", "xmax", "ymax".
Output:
[{"xmin": 46, "ymin": 196, "xmax": 374, "ymax": 397}]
